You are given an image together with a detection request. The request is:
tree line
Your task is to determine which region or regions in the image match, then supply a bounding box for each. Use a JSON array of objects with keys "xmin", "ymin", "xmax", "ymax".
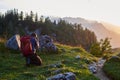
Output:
[{"xmin": 0, "ymin": 9, "xmax": 97, "ymax": 50}]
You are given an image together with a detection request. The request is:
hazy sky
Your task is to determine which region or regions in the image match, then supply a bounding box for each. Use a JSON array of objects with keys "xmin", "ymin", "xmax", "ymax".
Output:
[{"xmin": 0, "ymin": 0, "xmax": 120, "ymax": 26}]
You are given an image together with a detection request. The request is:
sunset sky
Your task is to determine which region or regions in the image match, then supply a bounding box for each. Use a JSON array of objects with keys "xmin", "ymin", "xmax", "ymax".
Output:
[{"xmin": 0, "ymin": 0, "xmax": 120, "ymax": 26}]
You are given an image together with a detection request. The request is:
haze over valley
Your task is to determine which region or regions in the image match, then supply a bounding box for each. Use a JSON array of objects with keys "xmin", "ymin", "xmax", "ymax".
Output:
[{"xmin": 50, "ymin": 17, "xmax": 120, "ymax": 48}]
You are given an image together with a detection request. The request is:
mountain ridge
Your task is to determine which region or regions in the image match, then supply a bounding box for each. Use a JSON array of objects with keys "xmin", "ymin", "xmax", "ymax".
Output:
[{"xmin": 50, "ymin": 17, "xmax": 120, "ymax": 48}]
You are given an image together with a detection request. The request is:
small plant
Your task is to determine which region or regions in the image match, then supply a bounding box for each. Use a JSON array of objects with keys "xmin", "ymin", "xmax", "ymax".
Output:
[
  {"xmin": 0, "ymin": 42, "xmax": 99, "ymax": 80},
  {"xmin": 103, "ymin": 56, "xmax": 120, "ymax": 80}
]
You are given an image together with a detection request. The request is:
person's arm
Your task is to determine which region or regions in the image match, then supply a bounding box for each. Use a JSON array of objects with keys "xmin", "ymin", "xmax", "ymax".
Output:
[{"xmin": 35, "ymin": 38, "xmax": 40, "ymax": 49}]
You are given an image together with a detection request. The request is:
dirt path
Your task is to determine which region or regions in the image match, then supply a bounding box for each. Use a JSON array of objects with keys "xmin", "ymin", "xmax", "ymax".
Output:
[
  {"xmin": 93, "ymin": 59, "xmax": 110, "ymax": 80},
  {"xmin": 94, "ymin": 65, "xmax": 110, "ymax": 80}
]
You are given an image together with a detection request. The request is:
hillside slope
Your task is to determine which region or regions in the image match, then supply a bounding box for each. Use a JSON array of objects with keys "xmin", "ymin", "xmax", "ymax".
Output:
[
  {"xmin": 102, "ymin": 22, "xmax": 120, "ymax": 34},
  {"xmin": 103, "ymin": 55, "xmax": 120, "ymax": 80},
  {"xmin": 61, "ymin": 17, "xmax": 120, "ymax": 48},
  {"xmin": 0, "ymin": 41, "xmax": 99, "ymax": 80}
]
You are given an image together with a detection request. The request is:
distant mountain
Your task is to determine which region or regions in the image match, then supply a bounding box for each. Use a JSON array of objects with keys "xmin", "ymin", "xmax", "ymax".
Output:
[
  {"xmin": 62, "ymin": 17, "xmax": 110, "ymax": 40},
  {"xmin": 101, "ymin": 22, "xmax": 120, "ymax": 34},
  {"xmin": 50, "ymin": 17, "xmax": 120, "ymax": 48}
]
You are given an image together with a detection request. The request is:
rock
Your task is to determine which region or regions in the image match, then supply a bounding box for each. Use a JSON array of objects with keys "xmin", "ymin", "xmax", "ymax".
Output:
[
  {"xmin": 89, "ymin": 62, "xmax": 97, "ymax": 74},
  {"xmin": 47, "ymin": 73, "xmax": 65, "ymax": 80},
  {"xmin": 39, "ymin": 35, "xmax": 57, "ymax": 52},
  {"xmin": 75, "ymin": 55, "xmax": 80, "ymax": 59},
  {"xmin": 48, "ymin": 62, "xmax": 63, "ymax": 68},
  {"xmin": 89, "ymin": 66, "xmax": 97, "ymax": 74},
  {"xmin": 110, "ymin": 56, "xmax": 120, "ymax": 62},
  {"xmin": 47, "ymin": 72, "xmax": 76, "ymax": 80},
  {"xmin": 111, "ymin": 56, "xmax": 119, "ymax": 59},
  {"xmin": 64, "ymin": 72, "xmax": 76, "ymax": 80},
  {"xmin": 6, "ymin": 34, "xmax": 21, "ymax": 50},
  {"xmin": 97, "ymin": 59, "xmax": 106, "ymax": 67},
  {"xmin": 48, "ymin": 64, "xmax": 57, "ymax": 68}
]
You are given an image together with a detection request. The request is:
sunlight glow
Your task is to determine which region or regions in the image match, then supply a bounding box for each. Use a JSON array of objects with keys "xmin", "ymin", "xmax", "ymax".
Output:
[{"xmin": 0, "ymin": 0, "xmax": 120, "ymax": 26}]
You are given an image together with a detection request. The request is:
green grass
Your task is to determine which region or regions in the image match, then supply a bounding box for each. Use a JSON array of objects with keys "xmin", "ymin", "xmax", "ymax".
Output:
[
  {"xmin": 0, "ymin": 42, "xmax": 99, "ymax": 80},
  {"xmin": 103, "ymin": 56, "xmax": 120, "ymax": 80}
]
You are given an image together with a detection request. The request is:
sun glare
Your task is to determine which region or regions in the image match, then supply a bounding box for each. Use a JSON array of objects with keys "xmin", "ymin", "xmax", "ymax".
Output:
[{"xmin": 0, "ymin": 0, "xmax": 120, "ymax": 26}]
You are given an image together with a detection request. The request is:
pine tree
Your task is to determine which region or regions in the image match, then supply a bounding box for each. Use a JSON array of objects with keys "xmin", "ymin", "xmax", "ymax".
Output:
[
  {"xmin": 35, "ymin": 13, "xmax": 38, "ymax": 22},
  {"xmin": 90, "ymin": 38, "xmax": 112, "ymax": 57},
  {"xmin": 100, "ymin": 38, "xmax": 112, "ymax": 54},
  {"xmin": 19, "ymin": 11, "xmax": 23, "ymax": 21},
  {"xmin": 90, "ymin": 42, "xmax": 101, "ymax": 57}
]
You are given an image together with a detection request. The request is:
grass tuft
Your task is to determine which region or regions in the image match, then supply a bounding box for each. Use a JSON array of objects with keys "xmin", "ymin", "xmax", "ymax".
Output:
[{"xmin": 0, "ymin": 42, "xmax": 99, "ymax": 80}]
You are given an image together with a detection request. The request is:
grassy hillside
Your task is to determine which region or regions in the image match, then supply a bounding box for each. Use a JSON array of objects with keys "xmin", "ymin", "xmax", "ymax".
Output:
[
  {"xmin": 0, "ymin": 40, "xmax": 99, "ymax": 80},
  {"xmin": 103, "ymin": 52, "xmax": 120, "ymax": 80}
]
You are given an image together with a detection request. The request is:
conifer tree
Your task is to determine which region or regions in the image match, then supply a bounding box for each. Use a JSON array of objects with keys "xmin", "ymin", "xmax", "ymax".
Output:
[{"xmin": 90, "ymin": 38, "xmax": 112, "ymax": 57}]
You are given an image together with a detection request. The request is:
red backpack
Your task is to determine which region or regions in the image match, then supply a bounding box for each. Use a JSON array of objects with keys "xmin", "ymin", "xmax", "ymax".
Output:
[{"xmin": 20, "ymin": 36, "xmax": 33, "ymax": 57}]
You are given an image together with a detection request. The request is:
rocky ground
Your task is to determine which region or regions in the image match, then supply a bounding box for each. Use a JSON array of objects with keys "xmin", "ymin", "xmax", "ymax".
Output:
[{"xmin": 94, "ymin": 59, "xmax": 110, "ymax": 80}]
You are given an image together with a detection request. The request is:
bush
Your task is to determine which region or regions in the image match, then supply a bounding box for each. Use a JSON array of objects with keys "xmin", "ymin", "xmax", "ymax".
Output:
[{"xmin": 103, "ymin": 56, "xmax": 120, "ymax": 80}]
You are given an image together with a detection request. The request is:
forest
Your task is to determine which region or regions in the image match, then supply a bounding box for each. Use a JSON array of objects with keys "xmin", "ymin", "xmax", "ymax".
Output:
[{"xmin": 0, "ymin": 9, "xmax": 97, "ymax": 50}]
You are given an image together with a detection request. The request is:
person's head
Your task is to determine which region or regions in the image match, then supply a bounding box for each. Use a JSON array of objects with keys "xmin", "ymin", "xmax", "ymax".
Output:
[{"xmin": 31, "ymin": 33, "xmax": 37, "ymax": 38}]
